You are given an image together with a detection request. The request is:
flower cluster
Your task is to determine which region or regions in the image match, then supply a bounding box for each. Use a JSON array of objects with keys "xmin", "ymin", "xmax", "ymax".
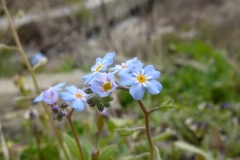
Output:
[{"xmin": 33, "ymin": 52, "xmax": 162, "ymax": 120}]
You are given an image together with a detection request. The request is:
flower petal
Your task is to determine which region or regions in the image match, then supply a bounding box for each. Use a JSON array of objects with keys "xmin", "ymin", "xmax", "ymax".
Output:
[
  {"xmin": 72, "ymin": 99, "xmax": 85, "ymax": 111},
  {"xmin": 146, "ymin": 80, "xmax": 162, "ymax": 94},
  {"xmin": 93, "ymin": 72, "xmax": 107, "ymax": 82},
  {"xmin": 65, "ymin": 85, "xmax": 78, "ymax": 94},
  {"xmin": 118, "ymin": 67, "xmax": 130, "ymax": 75},
  {"xmin": 82, "ymin": 73, "xmax": 93, "ymax": 84},
  {"xmin": 60, "ymin": 92, "xmax": 76, "ymax": 101},
  {"xmin": 125, "ymin": 57, "xmax": 137, "ymax": 65},
  {"xmin": 102, "ymin": 52, "xmax": 115, "ymax": 66},
  {"xmin": 90, "ymin": 80, "xmax": 104, "ymax": 96},
  {"xmin": 33, "ymin": 94, "xmax": 43, "ymax": 103},
  {"xmin": 119, "ymin": 73, "xmax": 135, "ymax": 86},
  {"xmin": 42, "ymin": 90, "xmax": 59, "ymax": 105},
  {"xmin": 144, "ymin": 65, "xmax": 160, "ymax": 79},
  {"xmin": 130, "ymin": 60, "xmax": 143, "ymax": 73},
  {"xmin": 52, "ymin": 82, "xmax": 65, "ymax": 91},
  {"xmin": 130, "ymin": 83, "xmax": 145, "ymax": 100}
]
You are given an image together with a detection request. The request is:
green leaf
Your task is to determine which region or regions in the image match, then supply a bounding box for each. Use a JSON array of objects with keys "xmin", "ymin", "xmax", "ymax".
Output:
[
  {"xmin": 110, "ymin": 117, "xmax": 132, "ymax": 127},
  {"xmin": 63, "ymin": 133, "xmax": 92, "ymax": 160},
  {"xmin": 159, "ymin": 100, "xmax": 177, "ymax": 112},
  {"xmin": 98, "ymin": 145, "xmax": 117, "ymax": 160},
  {"xmin": 174, "ymin": 141, "xmax": 213, "ymax": 160},
  {"xmin": 115, "ymin": 128, "xmax": 134, "ymax": 137},
  {"xmin": 154, "ymin": 146, "xmax": 162, "ymax": 160},
  {"xmin": 63, "ymin": 133, "xmax": 79, "ymax": 160}
]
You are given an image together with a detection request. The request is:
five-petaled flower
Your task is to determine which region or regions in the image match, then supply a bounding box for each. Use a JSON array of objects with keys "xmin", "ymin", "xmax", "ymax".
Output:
[
  {"xmin": 109, "ymin": 57, "xmax": 138, "ymax": 75},
  {"xmin": 119, "ymin": 64, "xmax": 162, "ymax": 100},
  {"xmin": 82, "ymin": 52, "xmax": 115, "ymax": 84},
  {"xmin": 60, "ymin": 85, "xmax": 88, "ymax": 111},
  {"xmin": 33, "ymin": 82, "xmax": 65, "ymax": 105},
  {"xmin": 90, "ymin": 72, "xmax": 117, "ymax": 97}
]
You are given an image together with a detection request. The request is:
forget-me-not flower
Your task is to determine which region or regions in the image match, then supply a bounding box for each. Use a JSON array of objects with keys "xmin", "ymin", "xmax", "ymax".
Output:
[
  {"xmin": 119, "ymin": 64, "xmax": 162, "ymax": 100},
  {"xmin": 90, "ymin": 72, "xmax": 117, "ymax": 97},
  {"xmin": 33, "ymin": 82, "xmax": 65, "ymax": 105},
  {"xmin": 82, "ymin": 52, "xmax": 115, "ymax": 84},
  {"xmin": 60, "ymin": 85, "xmax": 88, "ymax": 111},
  {"xmin": 109, "ymin": 57, "xmax": 137, "ymax": 75}
]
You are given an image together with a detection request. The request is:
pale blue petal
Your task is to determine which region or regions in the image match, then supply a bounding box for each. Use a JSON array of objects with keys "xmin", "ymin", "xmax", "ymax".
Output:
[
  {"xmin": 125, "ymin": 57, "xmax": 137, "ymax": 65},
  {"xmin": 98, "ymin": 92, "xmax": 109, "ymax": 97},
  {"xmin": 101, "ymin": 65, "xmax": 108, "ymax": 71},
  {"xmin": 91, "ymin": 63, "xmax": 100, "ymax": 72},
  {"xmin": 146, "ymin": 80, "xmax": 162, "ymax": 94},
  {"xmin": 82, "ymin": 73, "xmax": 93, "ymax": 84},
  {"xmin": 93, "ymin": 72, "xmax": 107, "ymax": 82},
  {"xmin": 118, "ymin": 67, "xmax": 130, "ymax": 75},
  {"xmin": 108, "ymin": 73, "xmax": 115, "ymax": 80},
  {"xmin": 42, "ymin": 90, "xmax": 59, "ymax": 105},
  {"xmin": 102, "ymin": 52, "xmax": 115, "ymax": 66},
  {"xmin": 33, "ymin": 94, "xmax": 43, "ymax": 103},
  {"xmin": 72, "ymin": 99, "xmax": 85, "ymax": 111},
  {"xmin": 130, "ymin": 60, "xmax": 143, "ymax": 73},
  {"xmin": 130, "ymin": 83, "xmax": 145, "ymax": 100},
  {"xmin": 95, "ymin": 57, "xmax": 102, "ymax": 65},
  {"xmin": 60, "ymin": 92, "xmax": 76, "ymax": 101},
  {"xmin": 52, "ymin": 82, "xmax": 65, "ymax": 91},
  {"xmin": 144, "ymin": 65, "xmax": 160, "ymax": 79},
  {"xmin": 90, "ymin": 80, "xmax": 103, "ymax": 95},
  {"xmin": 65, "ymin": 85, "xmax": 78, "ymax": 94},
  {"xmin": 109, "ymin": 65, "xmax": 121, "ymax": 71},
  {"xmin": 119, "ymin": 73, "xmax": 135, "ymax": 86}
]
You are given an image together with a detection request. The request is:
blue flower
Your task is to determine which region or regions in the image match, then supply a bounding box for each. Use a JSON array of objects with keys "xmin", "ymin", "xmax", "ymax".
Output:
[
  {"xmin": 119, "ymin": 65, "xmax": 162, "ymax": 100},
  {"xmin": 109, "ymin": 57, "xmax": 137, "ymax": 75},
  {"xmin": 60, "ymin": 85, "xmax": 88, "ymax": 111},
  {"xmin": 90, "ymin": 72, "xmax": 117, "ymax": 97},
  {"xmin": 33, "ymin": 82, "xmax": 65, "ymax": 105},
  {"xmin": 82, "ymin": 52, "xmax": 115, "ymax": 84}
]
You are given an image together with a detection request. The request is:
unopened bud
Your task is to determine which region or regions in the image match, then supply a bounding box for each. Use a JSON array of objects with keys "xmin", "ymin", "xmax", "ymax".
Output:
[
  {"xmin": 61, "ymin": 102, "xmax": 70, "ymax": 109},
  {"xmin": 115, "ymin": 128, "xmax": 134, "ymax": 137},
  {"xmin": 52, "ymin": 112, "xmax": 58, "ymax": 120},
  {"xmin": 52, "ymin": 104, "xmax": 59, "ymax": 112},
  {"xmin": 83, "ymin": 85, "xmax": 93, "ymax": 94},
  {"xmin": 60, "ymin": 109, "xmax": 68, "ymax": 116},
  {"xmin": 91, "ymin": 148, "xmax": 100, "ymax": 160}
]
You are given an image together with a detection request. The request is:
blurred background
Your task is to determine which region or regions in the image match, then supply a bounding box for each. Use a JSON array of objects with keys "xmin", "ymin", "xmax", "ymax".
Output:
[{"xmin": 1, "ymin": 0, "xmax": 240, "ymax": 159}]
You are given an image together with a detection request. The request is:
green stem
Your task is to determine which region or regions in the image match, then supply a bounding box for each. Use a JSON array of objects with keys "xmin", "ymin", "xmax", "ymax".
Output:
[
  {"xmin": 148, "ymin": 107, "xmax": 161, "ymax": 115},
  {"xmin": 67, "ymin": 109, "xmax": 85, "ymax": 160},
  {"xmin": 137, "ymin": 100, "xmax": 154, "ymax": 160},
  {"xmin": 1, "ymin": 1, "xmax": 71, "ymax": 160}
]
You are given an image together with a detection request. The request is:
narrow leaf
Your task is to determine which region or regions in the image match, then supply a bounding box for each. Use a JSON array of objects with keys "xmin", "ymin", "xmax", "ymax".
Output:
[{"xmin": 174, "ymin": 141, "xmax": 213, "ymax": 160}]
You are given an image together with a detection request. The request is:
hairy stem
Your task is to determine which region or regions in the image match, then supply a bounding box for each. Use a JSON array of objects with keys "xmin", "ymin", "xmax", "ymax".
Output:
[
  {"xmin": 67, "ymin": 109, "xmax": 85, "ymax": 160},
  {"xmin": 137, "ymin": 100, "xmax": 154, "ymax": 160},
  {"xmin": 1, "ymin": 1, "xmax": 71, "ymax": 159},
  {"xmin": 117, "ymin": 83, "xmax": 155, "ymax": 159}
]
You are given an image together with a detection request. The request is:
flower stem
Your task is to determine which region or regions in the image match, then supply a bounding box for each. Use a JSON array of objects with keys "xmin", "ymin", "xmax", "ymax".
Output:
[
  {"xmin": 117, "ymin": 83, "xmax": 155, "ymax": 160},
  {"xmin": 67, "ymin": 109, "xmax": 85, "ymax": 160},
  {"xmin": 1, "ymin": 1, "xmax": 71, "ymax": 159},
  {"xmin": 137, "ymin": 100, "xmax": 155, "ymax": 160}
]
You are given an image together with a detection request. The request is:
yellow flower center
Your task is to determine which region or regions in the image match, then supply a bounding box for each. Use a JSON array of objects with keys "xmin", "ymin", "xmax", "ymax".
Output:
[
  {"xmin": 103, "ymin": 82, "xmax": 112, "ymax": 92},
  {"xmin": 95, "ymin": 64, "xmax": 102, "ymax": 72},
  {"xmin": 137, "ymin": 75, "xmax": 146, "ymax": 83},
  {"xmin": 122, "ymin": 64, "xmax": 126, "ymax": 68},
  {"xmin": 75, "ymin": 93, "xmax": 82, "ymax": 99}
]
